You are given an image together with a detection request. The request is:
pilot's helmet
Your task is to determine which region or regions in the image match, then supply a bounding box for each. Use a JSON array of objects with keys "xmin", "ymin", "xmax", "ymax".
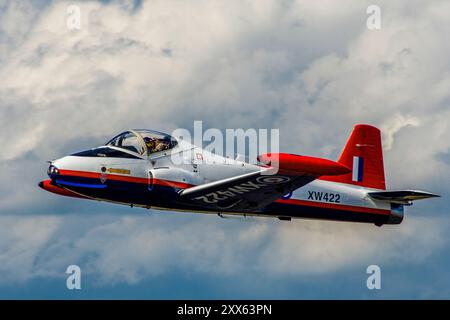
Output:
[{"xmin": 144, "ymin": 137, "xmax": 156, "ymax": 149}]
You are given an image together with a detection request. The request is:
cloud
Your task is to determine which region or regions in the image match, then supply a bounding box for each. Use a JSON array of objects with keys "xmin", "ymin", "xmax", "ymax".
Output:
[
  {"xmin": 0, "ymin": 213, "xmax": 446, "ymax": 286},
  {"xmin": 380, "ymin": 113, "xmax": 420, "ymax": 151},
  {"xmin": 0, "ymin": 0, "xmax": 449, "ymax": 293},
  {"xmin": 0, "ymin": 215, "xmax": 61, "ymax": 283},
  {"xmin": 260, "ymin": 216, "xmax": 447, "ymax": 275}
]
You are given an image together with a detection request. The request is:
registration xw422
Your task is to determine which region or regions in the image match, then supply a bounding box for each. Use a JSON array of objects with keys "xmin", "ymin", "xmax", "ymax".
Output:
[{"xmin": 307, "ymin": 191, "xmax": 341, "ymax": 203}]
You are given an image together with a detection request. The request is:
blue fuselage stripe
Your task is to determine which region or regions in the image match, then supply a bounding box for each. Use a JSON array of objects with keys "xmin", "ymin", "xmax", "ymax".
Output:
[{"xmin": 56, "ymin": 179, "xmax": 108, "ymax": 189}]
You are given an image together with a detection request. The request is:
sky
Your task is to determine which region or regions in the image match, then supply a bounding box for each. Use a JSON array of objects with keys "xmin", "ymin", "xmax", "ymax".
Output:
[{"xmin": 0, "ymin": 0, "xmax": 449, "ymax": 299}]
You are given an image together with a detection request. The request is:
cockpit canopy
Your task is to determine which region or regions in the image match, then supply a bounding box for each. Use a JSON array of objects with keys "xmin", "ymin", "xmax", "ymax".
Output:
[
  {"xmin": 72, "ymin": 130, "xmax": 178, "ymax": 159},
  {"xmin": 106, "ymin": 129, "xmax": 178, "ymax": 157}
]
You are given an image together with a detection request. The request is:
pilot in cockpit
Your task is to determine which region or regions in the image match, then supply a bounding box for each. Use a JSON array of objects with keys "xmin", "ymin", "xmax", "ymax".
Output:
[{"xmin": 144, "ymin": 137, "xmax": 169, "ymax": 154}]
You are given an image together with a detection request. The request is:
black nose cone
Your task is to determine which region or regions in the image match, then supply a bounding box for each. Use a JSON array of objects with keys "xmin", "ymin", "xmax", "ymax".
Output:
[{"xmin": 38, "ymin": 181, "xmax": 44, "ymax": 189}]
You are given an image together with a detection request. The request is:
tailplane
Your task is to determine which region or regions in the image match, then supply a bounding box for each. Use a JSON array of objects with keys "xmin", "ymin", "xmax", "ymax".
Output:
[{"xmin": 368, "ymin": 190, "xmax": 440, "ymax": 205}]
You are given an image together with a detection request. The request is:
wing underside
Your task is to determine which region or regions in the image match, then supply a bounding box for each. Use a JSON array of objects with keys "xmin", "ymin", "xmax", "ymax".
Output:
[{"xmin": 180, "ymin": 170, "xmax": 315, "ymax": 212}]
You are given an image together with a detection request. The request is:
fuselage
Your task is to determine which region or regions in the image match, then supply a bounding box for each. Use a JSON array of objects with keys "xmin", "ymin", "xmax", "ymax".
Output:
[{"xmin": 40, "ymin": 132, "xmax": 402, "ymax": 226}]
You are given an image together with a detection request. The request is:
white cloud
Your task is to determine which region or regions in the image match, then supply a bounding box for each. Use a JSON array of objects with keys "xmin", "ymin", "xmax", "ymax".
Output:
[
  {"xmin": 0, "ymin": 213, "xmax": 446, "ymax": 285},
  {"xmin": 0, "ymin": 0, "xmax": 449, "ymax": 287},
  {"xmin": 0, "ymin": 215, "xmax": 61, "ymax": 283},
  {"xmin": 259, "ymin": 216, "xmax": 446, "ymax": 275},
  {"xmin": 380, "ymin": 113, "xmax": 420, "ymax": 151}
]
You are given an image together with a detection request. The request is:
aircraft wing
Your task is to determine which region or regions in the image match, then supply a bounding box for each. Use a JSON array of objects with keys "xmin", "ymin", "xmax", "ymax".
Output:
[{"xmin": 179, "ymin": 153, "xmax": 351, "ymax": 212}]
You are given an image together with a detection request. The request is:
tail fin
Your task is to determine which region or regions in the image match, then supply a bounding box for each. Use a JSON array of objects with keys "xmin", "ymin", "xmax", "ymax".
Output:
[{"xmin": 321, "ymin": 124, "xmax": 386, "ymax": 190}]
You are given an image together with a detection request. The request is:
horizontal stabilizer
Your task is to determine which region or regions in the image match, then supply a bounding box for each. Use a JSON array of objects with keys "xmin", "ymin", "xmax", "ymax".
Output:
[{"xmin": 368, "ymin": 190, "xmax": 440, "ymax": 204}]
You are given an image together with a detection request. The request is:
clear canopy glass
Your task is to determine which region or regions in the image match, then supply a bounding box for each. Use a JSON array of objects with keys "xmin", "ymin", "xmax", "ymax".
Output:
[{"xmin": 105, "ymin": 130, "xmax": 177, "ymax": 156}]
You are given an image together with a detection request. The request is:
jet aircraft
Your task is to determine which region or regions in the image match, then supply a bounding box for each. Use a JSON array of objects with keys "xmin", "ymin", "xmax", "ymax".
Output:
[{"xmin": 39, "ymin": 124, "xmax": 439, "ymax": 226}]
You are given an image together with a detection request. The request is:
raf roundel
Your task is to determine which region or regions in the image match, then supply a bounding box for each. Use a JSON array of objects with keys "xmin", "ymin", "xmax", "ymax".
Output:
[{"xmin": 256, "ymin": 176, "xmax": 291, "ymax": 184}]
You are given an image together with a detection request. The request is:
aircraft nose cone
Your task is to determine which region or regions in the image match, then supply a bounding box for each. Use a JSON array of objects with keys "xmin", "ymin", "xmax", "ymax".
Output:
[{"xmin": 47, "ymin": 164, "xmax": 61, "ymax": 178}]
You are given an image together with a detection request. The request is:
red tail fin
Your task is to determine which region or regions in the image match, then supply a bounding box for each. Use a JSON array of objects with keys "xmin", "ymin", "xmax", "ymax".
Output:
[{"xmin": 321, "ymin": 124, "xmax": 386, "ymax": 190}]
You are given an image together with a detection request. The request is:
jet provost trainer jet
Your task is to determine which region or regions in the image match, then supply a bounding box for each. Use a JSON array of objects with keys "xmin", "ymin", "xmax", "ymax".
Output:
[{"xmin": 39, "ymin": 125, "xmax": 439, "ymax": 226}]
